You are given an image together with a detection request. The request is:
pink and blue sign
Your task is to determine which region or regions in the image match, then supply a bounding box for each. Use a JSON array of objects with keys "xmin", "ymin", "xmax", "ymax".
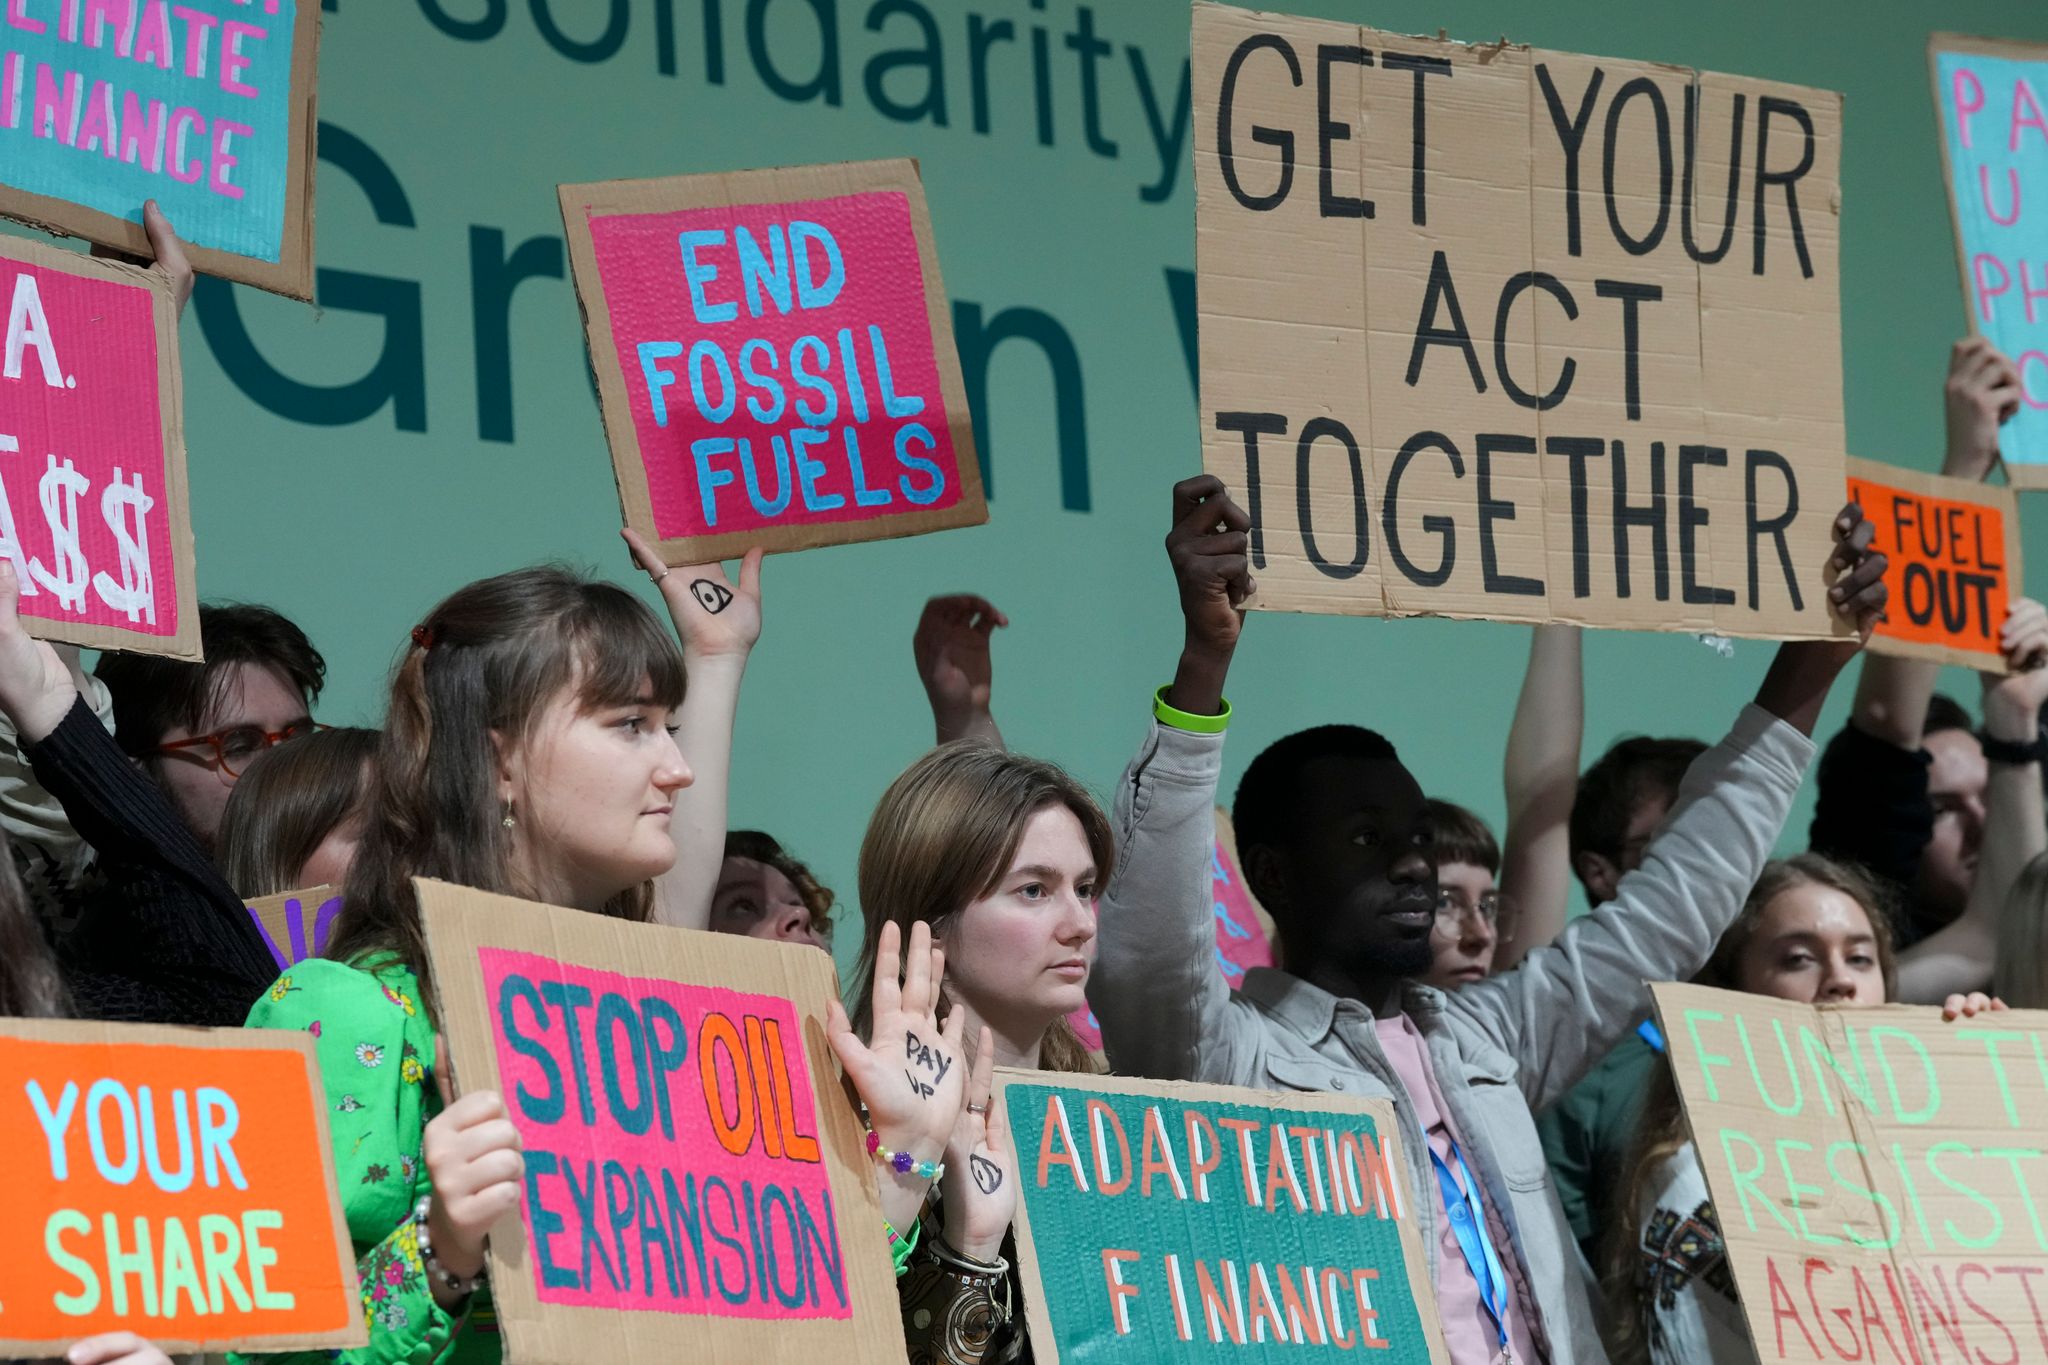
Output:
[
  {"xmin": 478, "ymin": 948, "xmax": 850, "ymax": 1321},
  {"xmin": 0, "ymin": 241, "xmax": 189, "ymax": 653},
  {"xmin": 589, "ymin": 189, "xmax": 966, "ymax": 540},
  {"xmin": 0, "ymin": 0, "xmax": 301, "ymax": 264},
  {"xmin": 1936, "ymin": 39, "xmax": 2048, "ymax": 479}
]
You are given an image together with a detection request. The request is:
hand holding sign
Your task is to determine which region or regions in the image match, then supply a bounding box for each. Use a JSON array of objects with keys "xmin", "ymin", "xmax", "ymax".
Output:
[
  {"xmin": 422, "ymin": 1038, "xmax": 524, "ymax": 1294},
  {"xmin": 1165, "ymin": 475, "xmax": 1255, "ymax": 718},
  {"xmin": 942, "ymin": 1026, "xmax": 1017, "ymax": 1263},
  {"xmin": 825, "ymin": 920, "xmax": 966, "ymax": 1236},
  {"xmin": 1944, "ymin": 337, "xmax": 2025, "ymax": 480},
  {"xmin": 89, "ymin": 203, "xmax": 193, "ymax": 321},
  {"xmin": 0, "ymin": 562, "xmax": 86, "ymax": 744},
  {"xmin": 1827, "ymin": 503, "xmax": 1891, "ymax": 641},
  {"xmin": 624, "ymin": 527, "xmax": 763, "ymax": 664},
  {"xmin": 1983, "ymin": 599, "xmax": 2048, "ymax": 738},
  {"xmin": 64, "ymin": 1332, "xmax": 173, "ymax": 1365}
]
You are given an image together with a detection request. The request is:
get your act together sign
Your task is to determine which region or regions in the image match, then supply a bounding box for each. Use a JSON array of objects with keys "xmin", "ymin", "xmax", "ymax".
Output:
[
  {"xmin": 1195, "ymin": 1, "xmax": 1848, "ymax": 638},
  {"xmin": 562, "ymin": 158, "xmax": 987, "ymax": 565},
  {"xmin": 418, "ymin": 879, "xmax": 907, "ymax": 1365},
  {"xmin": 0, "ymin": 0, "xmax": 321, "ymax": 299}
]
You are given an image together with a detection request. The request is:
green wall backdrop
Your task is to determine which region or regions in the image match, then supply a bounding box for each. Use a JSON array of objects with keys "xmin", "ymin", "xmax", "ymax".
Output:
[{"xmin": 21, "ymin": 0, "xmax": 2048, "ymax": 974}]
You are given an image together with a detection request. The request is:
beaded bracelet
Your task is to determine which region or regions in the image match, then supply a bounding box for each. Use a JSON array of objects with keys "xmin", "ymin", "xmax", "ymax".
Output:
[
  {"xmin": 413, "ymin": 1196, "xmax": 486, "ymax": 1298},
  {"xmin": 865, "ymin": 1128, "xmax": 944, "ymax": 1181}
]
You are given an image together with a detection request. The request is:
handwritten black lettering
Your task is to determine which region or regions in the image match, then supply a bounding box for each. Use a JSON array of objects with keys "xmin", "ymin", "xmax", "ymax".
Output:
[{"xmin": 970, "ymin": 1154, "xmax": 1003, "ymax": 1195}]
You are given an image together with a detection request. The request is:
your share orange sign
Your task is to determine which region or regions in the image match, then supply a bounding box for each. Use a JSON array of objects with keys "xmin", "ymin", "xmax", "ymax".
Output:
[{"xmin": 0, "ymin": 1019, "xmax": 363, "ymax": 1355}]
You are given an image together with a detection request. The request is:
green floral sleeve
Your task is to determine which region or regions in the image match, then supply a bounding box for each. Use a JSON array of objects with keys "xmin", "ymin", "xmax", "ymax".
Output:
[{"xmin": 236, "ymin": 958, "xmax": 474, "ymax": 1365}]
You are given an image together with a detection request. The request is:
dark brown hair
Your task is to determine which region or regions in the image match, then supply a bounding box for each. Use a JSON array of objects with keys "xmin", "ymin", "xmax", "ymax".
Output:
[
  {"xmin": 1422, "ymin": 798, "xmax": 1499, "ymax": 875},
  {"xmin": 854, "ymin": 743, "xmax": 1113, "ymax": 1075},
  {"xmin": 218, "ymin": 726, "xmax": 381, "ymax": 898},
  {"xmin": 723, "ymin": 830, "xmax": 835, "ymax": 939},
  {"xmin": 326, "ymin": 567, "xmax": 685, "ymax": 1014},
  {"xmin": 97, "ymin": 603, "xmax": 326, "ymax": 771},
  {"xmin": 1604, "ymin": 853, "xmax": 1896, "ymax": 1363}
]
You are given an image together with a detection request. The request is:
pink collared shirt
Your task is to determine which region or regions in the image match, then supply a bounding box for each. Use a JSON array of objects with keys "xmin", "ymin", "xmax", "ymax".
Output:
[{"xmin": 1375, "ymin": 1014, "xmax": 1544, "ymax": 1365}]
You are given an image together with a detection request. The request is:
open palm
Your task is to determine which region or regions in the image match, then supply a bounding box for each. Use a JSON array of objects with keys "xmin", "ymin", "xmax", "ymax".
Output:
[{"xmin": 827, "ymin": 920, "xmax": 966, "ymax": 1167}]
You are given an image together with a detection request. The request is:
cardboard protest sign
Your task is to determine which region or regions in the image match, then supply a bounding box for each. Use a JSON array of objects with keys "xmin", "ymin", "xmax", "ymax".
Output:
[
  {"xmin": 1844, "ymin": 457, "xmax": 2022, "ymax": 670},
  {"xmin": 1930, "ymin": 35, "xmax": 2048, "ymax": 489},
  {"xmin": 0, "ymin": 233, "xmax": 198, "ymax": 659},
  {"xmin": 245, "ymin": 883, "xmax": 338, "ymax": 970},
  {"xmin": 994, "ymin": 1069, "xmax": 1446, "ymax": 1364},
  {"xmin": 560, "ymin": 158, "xmax": 986, "ymax": 565},
  {"xmin": 0, "ymin": 1016, "xmax": 363, "ymax": 1355},
  {"xmin": 0, "ymin": 0, "xmax": 320, "ymax": 300},
  {"xmin": 416, "ymin": 878, "xmax": 906, "ymax": 1365},
  {"xmin": 1070, "ymin": 809, "xmax": 1276, "ymax": 1052},
  {"xmin": 1194, "ymin": 2, "xmax": 1848, "ymax": 638},
  {"xmin": 1652, "ymin": 982, "xmax": 2048, "ymax": 1365}
]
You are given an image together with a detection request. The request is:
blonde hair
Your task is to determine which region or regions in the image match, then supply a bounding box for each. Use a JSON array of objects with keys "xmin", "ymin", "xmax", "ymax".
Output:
[
  {"xmin": 1995, "ymin": 851, "xmax": 2048, "ymax": 1009},
  {"xmin": 853, "ymin": 742, "xmax": 1112, "ymax": 1075}
]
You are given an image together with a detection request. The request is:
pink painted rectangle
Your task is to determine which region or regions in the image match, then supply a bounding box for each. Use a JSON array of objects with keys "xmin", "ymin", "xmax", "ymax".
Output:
[
  {"xmin": 478, "ymin": 948, "xmax": 850, "ymax": 1321},
  {"xmin": 0, "ymin": 259, "xmax": 179, "ymax": 638},
  {"xmin": 587, "ymin": 189, "xmax": 965, "ymax": 540}
]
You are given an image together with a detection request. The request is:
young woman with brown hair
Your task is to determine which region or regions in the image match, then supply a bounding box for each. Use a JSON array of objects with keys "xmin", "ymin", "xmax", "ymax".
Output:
[
  {"xmin": 218, "ymin": 725, "xmax": 381, "ymax": 896},
  {"xmin": 1608, "ymin": 854, "xmax": 1998, "ymax": 1365},
  {"xmin": 835, "ymin": 741, "xmax": 1113, "ymax": 1363}
]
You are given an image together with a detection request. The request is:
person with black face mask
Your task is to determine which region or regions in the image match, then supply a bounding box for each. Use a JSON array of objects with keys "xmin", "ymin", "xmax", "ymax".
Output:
[{"xmin": 1088, "ymin": 475, "xmax": 1890, "ymax": 1365}]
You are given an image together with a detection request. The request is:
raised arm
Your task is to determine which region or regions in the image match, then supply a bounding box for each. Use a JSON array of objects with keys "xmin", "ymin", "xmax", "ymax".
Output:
[
  {"xmin": 1494, "ymin": 624, "xmax": 1583, "ymax": 969},
  {"xmin": 1460, "ymin": 504, "xmax": 1887, "ymax": 1110},
  {"xmin": 1090, "ymin": 475, "xmax": 1259, "ymax": 1083},
  {"xmin": 914, "ymin": 594, "xmax": 1008, "ymax": 748},
  {"xmin": 1898, "ymin": 600, "xmax": 2048, "ymax": 1002},
  {"xmin": 625, "ymin": 531, "xmax": 764, "ymax": 932}
]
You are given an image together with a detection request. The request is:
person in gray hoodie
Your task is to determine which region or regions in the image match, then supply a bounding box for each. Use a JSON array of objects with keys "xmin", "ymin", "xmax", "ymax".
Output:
[{"xmin": 1088, "ymin": 474, "xmax": 1889, "ymax": 1365}]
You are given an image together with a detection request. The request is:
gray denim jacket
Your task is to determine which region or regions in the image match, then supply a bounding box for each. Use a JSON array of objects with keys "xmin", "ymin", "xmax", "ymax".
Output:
[{"xmin": 1087, "ymin": 703, "xmax": 1814, "ymax": 1365}]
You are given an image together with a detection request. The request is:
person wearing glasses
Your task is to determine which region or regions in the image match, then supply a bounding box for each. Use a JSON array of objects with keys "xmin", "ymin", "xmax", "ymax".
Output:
[
  {"xmin": 95, "ymin": 602, "xmax": 329, "ymax": 850},
  {"xmin": 1418, "ymin": 799, "xmax": 1505, "ymax": 992},
  {"xmin": 0, "ymin": 575, "xmax": 281, "ymax": 1026}
]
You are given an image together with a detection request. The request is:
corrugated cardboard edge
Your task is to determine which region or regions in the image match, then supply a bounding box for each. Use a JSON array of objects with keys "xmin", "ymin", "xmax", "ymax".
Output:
[
  {"xmin": 558, "ymin": 157, "xmax": 988, "ymax": 566},
  {"xmin": 0, "ymin": 1016, "xmax": 366, "ymax": 1353},
  {"xmin": 1845, "ymin": 454, "xmax": 2023, "ymax": 671},
  {"xmin": 414, "ymin": 877, "xmax": 909, "ymax": 1365},
  {"xmin": 991, "ymin": 1066, "xmax": 1450, "ymax": 1365},
  {"xmin": 0, "ymin": 1, "xmax": 320, "ymax": 302},
  {"xmin": 0, "ymin": 235, "xmax": 202, "ymax": 661}
]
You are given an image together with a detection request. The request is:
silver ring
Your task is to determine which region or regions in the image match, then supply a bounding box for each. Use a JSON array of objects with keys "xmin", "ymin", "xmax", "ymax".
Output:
[
  {"xmin": 965, "ymin": 1100, "xmax": 989, "ymax": 1116},
  {"xmin": 651, "ymin": 568, "xmax": 670, "ymax": 583}
]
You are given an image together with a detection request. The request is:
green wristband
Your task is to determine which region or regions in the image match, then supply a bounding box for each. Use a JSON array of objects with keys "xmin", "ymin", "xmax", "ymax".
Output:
[{"xmin": 1153, "ymin": 685, "xmax": 1232, "ymax": 734}]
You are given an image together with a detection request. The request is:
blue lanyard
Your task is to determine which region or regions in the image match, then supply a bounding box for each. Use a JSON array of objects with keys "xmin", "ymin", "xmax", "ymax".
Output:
[
  {"xmin": 1638, "ymin": 1018, "xmax": 1667, "ymax": 1053},
  {"xmin": 1429, "ymin": 1139, "xmax": 1511, "ymax": 1360}
]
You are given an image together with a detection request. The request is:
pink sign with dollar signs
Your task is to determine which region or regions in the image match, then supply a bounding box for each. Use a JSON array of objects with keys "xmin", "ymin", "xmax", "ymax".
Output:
[
  {"xmin": 0, "ymin": 238, "xmax": 195, "ymax": 657},
  {"xmin": 1070, "ymin": 822, "xmax": 1275, "ymax": 1052}
]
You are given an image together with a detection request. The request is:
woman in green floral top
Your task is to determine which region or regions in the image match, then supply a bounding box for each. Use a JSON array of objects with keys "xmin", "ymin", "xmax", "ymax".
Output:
[{"xmin": 236, "ymin": 545, "xmax": 762, "ymax": 1365}]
